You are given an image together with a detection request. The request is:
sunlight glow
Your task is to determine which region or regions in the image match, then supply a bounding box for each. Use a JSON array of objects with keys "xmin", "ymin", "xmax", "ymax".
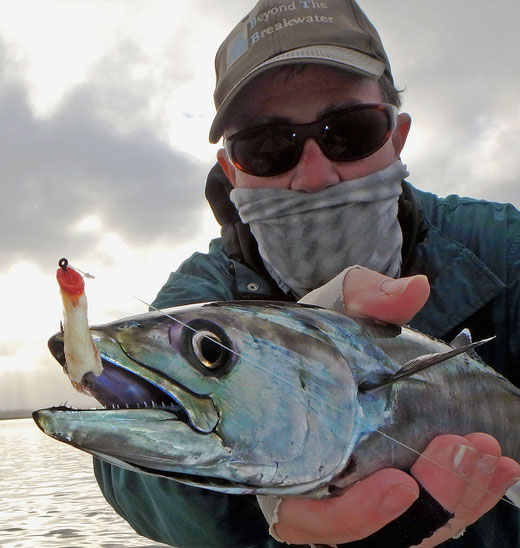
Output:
[
  {"xmin": 0, "ymin": 1, "xmax": 192, "ymax": 117},
  {"xmin": 74, "ymin": 215, "xmax": 103, "ymax": 233}
]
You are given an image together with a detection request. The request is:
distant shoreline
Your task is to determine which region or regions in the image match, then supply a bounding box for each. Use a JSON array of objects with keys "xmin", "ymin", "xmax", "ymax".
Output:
[{"xmin": 0, "ymin": 410, "xmax": 34, "ymax": 420}]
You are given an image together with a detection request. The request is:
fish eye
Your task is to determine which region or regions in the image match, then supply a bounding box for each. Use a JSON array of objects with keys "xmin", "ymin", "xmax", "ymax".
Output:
[
  {"xmin": 191, "ymin": 330, "xmax": 226, "ymax": 369},
  {"xmin": 180, "ymin": 320, "xmax": 234, "ymax": 376}
]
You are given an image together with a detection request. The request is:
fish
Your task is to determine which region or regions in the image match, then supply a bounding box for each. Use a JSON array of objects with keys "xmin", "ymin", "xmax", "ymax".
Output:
[{"xmin": 33, "ymin": 300, "xmax": 520, "ymax": 501}]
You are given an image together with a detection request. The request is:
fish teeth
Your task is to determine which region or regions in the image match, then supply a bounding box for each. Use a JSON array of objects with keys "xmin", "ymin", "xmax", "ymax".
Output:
[{"xmin": 104, "ymin": 401, "xmax": 177, "ymax": 411}]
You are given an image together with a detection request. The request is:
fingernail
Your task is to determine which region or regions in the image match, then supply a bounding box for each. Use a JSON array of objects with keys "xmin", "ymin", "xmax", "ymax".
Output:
[
  {"xmin": 380, "ymin": 278, "xmax": 412, "ymax": 296},
  {"xmin": 382, "ymin": 485, "xmax": 418, "ymax": 516},
  {"xmin": 453, "ymin": 444, "xmax": 477, "ymax": 476},
  {"xmin": 476, "ymin": 452, "xmax": 498, "ymax": 474}
]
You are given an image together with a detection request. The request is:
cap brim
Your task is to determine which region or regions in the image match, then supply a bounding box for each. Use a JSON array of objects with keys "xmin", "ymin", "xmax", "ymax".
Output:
[{"xmin": 209, "ymin": 45, "xmax": 386, "ymax": 143}]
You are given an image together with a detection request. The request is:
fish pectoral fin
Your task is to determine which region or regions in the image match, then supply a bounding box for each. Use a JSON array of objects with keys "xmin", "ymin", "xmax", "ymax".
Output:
[{"xmin": 360, "ymin": 336, "xmax": 495, "ymax": 393}]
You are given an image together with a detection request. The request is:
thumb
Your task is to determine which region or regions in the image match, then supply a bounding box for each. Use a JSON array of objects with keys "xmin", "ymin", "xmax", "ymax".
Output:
[{"xmin": 343, "ymin": 267, "xmax": 430, "ymax": 325}]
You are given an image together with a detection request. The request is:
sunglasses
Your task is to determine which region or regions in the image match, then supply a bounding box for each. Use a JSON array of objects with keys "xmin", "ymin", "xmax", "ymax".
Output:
[{"xmin": 224, "ymin": 103, "xmax": 398, "ymax": 178}]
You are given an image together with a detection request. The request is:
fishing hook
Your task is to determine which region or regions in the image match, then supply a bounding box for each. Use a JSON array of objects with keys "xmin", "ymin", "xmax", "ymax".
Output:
[{"xmin": 58, "ymin": 257, "xmax": 95, "ymax": 279}]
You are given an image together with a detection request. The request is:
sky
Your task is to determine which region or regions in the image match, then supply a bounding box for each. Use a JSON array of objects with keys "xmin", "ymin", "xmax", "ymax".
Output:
[{"xmin": 1, "ymin": 0, "xmax": 519, "ymax": 411}]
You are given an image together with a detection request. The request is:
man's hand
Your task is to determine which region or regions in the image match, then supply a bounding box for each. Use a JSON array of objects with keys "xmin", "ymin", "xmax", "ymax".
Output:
[
  {"xmin": 341, "ymin": 266, "xmax": 430, "ymax": 325},
  {"xmin": 274, "ymin": 269, "xmax": 519, "ymax": 546},
  {"xmin": 411, "ymin": 433, "xmax": 520, "ymax": 547}
]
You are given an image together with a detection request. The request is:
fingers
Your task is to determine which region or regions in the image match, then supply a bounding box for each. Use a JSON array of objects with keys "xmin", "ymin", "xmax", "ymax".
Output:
[
  {"xmin": 342, "ymin": 267, "xmax": 430, "ymax": 325},
  {"xmin": 411, "ymin": 433, "xmax": 520, "ymax": 547},
  {"xmin": 412, "ymin": 434, "xmax": 499, "ymax": 512},
  {"xmin": 275, "ymin": 469, "xmax": 419, "ymax": 545}
]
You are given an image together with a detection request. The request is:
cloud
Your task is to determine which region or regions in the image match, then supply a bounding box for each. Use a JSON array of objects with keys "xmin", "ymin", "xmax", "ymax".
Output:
[
  {"xmin": 0, "ymin": 36, "xmax": 214, "ymax": 270},
  {"xmin": 0, "ymin": 341, "xmax": 21, "ymax": 358},
  {"xmin": 359, "ymin": 0, "xmax": 520, "ymax": 205},
  {"xmin": 2, "ymin": 0, "xmax": 519, "ymax": 276}
]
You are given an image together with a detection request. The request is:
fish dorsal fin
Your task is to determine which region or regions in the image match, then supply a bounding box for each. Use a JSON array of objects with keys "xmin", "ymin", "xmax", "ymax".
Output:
[
  {"xmin": 450, "ymin": 328, "xmax": 472, "ymax": 348},
  {"xmin": 450, "ymin": 328, "xmax": 487, "ymax": 362},
  {"xmin": 357, "ymin": 317, "xmax": 402, "ymax": 339},
  {"xmin": 506, "ymin": 480, "xmax": 520, "ymax": 508},
  {"xmin": 360, "ymin": 336, "xmax": 495, "ymax": 393}
]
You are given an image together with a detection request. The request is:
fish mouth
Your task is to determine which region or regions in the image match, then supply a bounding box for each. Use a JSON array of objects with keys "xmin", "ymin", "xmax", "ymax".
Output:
[
  {"xmin": 31, "ymin": 404, "xmax": 267, "ymax": 494},
  {"xmin": 84, "ymin": 361, "xmax": 191, "ymax": 421},
  {"xmin": 46, "ymin": 331, "xmax": 218, "ymax": 434},
  {"xmin": 34, "ymin": 332, "xmax": 231, "ymax": 486}
]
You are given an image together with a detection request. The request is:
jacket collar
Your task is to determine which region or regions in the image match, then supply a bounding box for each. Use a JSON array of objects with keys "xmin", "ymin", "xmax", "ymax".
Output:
[
  {"xmin": 406, "ymin": 185, "xmax": 506, "ymax": 338},
  {"xmin": 205, "ymin": 163, "xmax": 289, "ymax": 299}
]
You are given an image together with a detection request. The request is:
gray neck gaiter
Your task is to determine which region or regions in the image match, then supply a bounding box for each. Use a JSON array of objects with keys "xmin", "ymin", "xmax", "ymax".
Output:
[{"xmin": 230, "ymin": 160, "xmax": 409, "ymax": 298}]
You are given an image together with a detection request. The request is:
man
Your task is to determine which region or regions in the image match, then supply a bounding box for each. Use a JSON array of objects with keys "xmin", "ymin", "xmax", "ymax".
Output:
[{"xmin": 94, "ymin": 1, "xmax": 520, "ymax": 546}]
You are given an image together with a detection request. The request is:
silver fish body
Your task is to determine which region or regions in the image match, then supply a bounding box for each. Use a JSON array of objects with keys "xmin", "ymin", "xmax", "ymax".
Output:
[{"xmin": 34, "ymin": 301, "xmax": 520, "ymax": 498}]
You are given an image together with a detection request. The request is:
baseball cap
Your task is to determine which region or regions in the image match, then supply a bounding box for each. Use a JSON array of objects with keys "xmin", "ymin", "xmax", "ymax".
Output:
[{"xmin": 209, "ymin": 0, "xmax": 393, "ymax": 143}]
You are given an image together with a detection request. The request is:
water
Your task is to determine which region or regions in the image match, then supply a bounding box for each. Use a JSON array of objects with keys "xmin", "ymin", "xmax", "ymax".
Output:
[{"xmin": 0, "ymin": 419, "xmax": 169, "ymax": 548}]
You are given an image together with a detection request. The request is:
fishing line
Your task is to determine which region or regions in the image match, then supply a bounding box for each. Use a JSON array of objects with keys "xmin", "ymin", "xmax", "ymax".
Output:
[
  {"xmin": 359, "ymin": 421, "xmax": 520, "ymax": 509},
  {"xmin": 134, "ymin": 297, "xmax": 241, "ymax": 359},
  {"xmin": 59, "ymin": 259, "xmax": 519, "ymax": 514},
  {"xmin": 134, "ymin": 297, "xmax": 314, "ymax": 395},
  {"xmin": 134, "ymin": 296, "xmax": 520, "ymax": 510},
  {"xmin": 59, "ymin": 258, "xmax": 95, "ymax": 279}
]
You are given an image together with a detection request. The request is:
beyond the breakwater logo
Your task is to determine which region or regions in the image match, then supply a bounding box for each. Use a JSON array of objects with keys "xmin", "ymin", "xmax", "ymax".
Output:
[{"xmin": 226, "ymin": 1, "xmax": 334, "ymax": 68}]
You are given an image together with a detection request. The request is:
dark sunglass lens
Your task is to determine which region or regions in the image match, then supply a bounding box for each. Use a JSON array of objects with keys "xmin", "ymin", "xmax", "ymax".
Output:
[
  {"xmin": 322, "ymin": 107, "xmax": 390, "ymax": 161},
  {"xmin": 231, "ymin": 127, "xmax": 299, "ymax": 176}
]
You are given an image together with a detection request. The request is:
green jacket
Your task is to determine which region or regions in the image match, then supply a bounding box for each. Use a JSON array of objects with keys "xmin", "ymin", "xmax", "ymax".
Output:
[{"xmin": 94, "ymin": 172, "xmax": 520, "ymax": 547}]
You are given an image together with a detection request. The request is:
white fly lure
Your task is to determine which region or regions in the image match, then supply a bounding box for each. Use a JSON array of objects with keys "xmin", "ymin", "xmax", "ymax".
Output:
[{"xmin": 56, "ymin": 258, "xmax": 102, "ymax": 389}]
